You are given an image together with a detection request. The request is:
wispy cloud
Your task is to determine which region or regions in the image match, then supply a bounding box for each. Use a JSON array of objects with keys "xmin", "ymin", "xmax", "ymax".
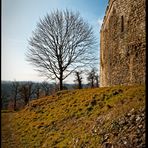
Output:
[{"xmin": 97, "ymin": 18, "xmax": 103, "ymax": 30}]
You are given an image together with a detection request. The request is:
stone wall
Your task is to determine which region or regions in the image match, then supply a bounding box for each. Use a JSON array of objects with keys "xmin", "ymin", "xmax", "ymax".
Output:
[{"xmin": 100, "ymin": 0, "xmax": 145, "ymax": 87}]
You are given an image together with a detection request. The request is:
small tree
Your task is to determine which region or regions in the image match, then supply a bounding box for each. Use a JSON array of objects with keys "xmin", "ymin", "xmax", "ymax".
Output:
[
  {"xmin": 95, "ymin": 74, "xmax": 99, "ymax": 87},
  {"xmin": 34, "ymin": 83, "xmax": 41, "ymax": 99},
  {"xmin": 41, "ymin": 81, "xmax": 52, "ymax": 96},
  {"xmin": 74, "ymin": 71, "xmax": 83, "ymax": 89},
  {"xmin": 19, "ymin": 82, "xmax": 34, "ymax": 105},
  {"xmin": 11, "ymin": 81, "xmax": 19, "ymax": 111},
  {"xmin": 87, "ymin": 68, "xmax": 97, "ymax": 88},
  {"xmin": 26, "ymin": 9, "xmax": 97, "ymax": 90}
]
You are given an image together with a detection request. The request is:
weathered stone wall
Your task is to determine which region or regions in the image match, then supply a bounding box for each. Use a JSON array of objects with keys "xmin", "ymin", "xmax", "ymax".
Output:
[{"xmin": 100, "ymin": 0, "xmax": 145, "ymax": 87}]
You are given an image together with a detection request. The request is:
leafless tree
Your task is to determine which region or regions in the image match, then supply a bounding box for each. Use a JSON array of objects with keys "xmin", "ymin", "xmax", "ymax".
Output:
[
  {"xmin": 19, "ymin": 82, "xmax": 34, "ymax": 105},
  {"xmin": 26, "ymin": 9, "xmax": 97, "ymax": 90},
  {"xmin": 34, "ymin": 83, "xmax": 41, "ymax": 99},
  {"xmin": 41, "ymin": 81, "xmax": 52, "ymax": 96},
  {"xmin": 11, "ymin": 81, "xmax": 19, "ymax": 111},
  {"xmin": 95, "ymin": 74, "xmax": 99, "ymax": 87},
  {"xmin": 74, "ymin": 71, "xmax": 83, "ymax": 89},
  {"xmin": 87, "ymin": 68, "xmax": 97, "ymax": 88}
]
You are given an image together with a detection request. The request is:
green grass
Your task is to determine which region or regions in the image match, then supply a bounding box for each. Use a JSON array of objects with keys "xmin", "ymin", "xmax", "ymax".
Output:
[{"xmin": 2, "ymin": 84, "xmax": 145, "ymax": 147}]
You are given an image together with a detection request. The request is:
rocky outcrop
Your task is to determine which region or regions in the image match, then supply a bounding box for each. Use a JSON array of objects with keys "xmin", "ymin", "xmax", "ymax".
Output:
[{"xmin": 92, "ymin": 107, "xmax": 145, "ymax": 148}]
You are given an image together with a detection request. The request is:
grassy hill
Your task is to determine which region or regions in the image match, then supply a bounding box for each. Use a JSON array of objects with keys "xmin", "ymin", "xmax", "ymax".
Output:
[{"xmin": 2, "ymin": 85, "xmax": 145, "ymax": 147}]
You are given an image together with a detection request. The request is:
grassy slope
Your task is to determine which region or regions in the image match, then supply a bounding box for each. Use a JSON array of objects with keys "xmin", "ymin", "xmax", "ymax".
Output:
[{"xmin": 10, "ymin": 85, "xmax": 145, "ymax": 147}]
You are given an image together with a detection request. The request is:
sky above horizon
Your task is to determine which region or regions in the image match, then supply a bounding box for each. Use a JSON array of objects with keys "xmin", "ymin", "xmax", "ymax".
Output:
[{"xmin": 2, "ymin": 0, "xmax": 108, "ymax": 83}]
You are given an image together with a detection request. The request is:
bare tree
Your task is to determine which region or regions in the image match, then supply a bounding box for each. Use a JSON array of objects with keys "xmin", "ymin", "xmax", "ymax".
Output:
[
  {"xmin": 11, "ymin": 81, "xmax": 19, "ymax": 111},
  {"xmin": 74, "ymin": 71, "xmax": 83, "ymax": 89},
  {"xmin": 41, "ymin": 81, "xmax": 52, "ymax": 96},
  {"xmin": 87, "ymin": 68, "xmax": 97, "ymax": 88},
  {"xmin": 34, "ymin": 83, "xmax": 41, "ymax": 99},
  {"xmin": 95, "ymin": 74, "xmax": 99, "ymax": 87},
  {"xmin": 19, "ymin": 82, "xmax": 34, "ymax": 105},
  {"xmin": 26, "ymin": 9, "xmax": 97, "ymax": 90}
]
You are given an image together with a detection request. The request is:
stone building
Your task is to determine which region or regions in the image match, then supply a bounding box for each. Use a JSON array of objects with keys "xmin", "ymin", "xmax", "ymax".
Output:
[{"xmin": 100, "ymin": 0, "xmax": 146, "ymax": 87}]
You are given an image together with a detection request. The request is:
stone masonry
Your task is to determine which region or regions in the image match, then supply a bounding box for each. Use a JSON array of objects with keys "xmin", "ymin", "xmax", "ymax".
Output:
[{"xmin": 100, "ymin": 0, "xmax": 145, "ymax": 87}]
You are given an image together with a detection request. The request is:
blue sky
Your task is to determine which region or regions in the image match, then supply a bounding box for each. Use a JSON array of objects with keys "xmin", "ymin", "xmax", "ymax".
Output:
[{"xmin": 2, "ymin": 0, "xmax": 108, "ymax": 83}]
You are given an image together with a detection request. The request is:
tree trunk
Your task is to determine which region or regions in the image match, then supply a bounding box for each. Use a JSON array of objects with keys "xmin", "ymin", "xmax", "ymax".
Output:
[
  {"xmin": 24, "ymin": 97, "xmax": 29, "ymax": 105},
  {"xmin": 96, "ymin": 79, "xmax": 99, "ymax": 87},
  {"xmin": 59, "ymin": 78, "xmax": 63, "ymax": 90},
  {"xmin": 78, "ymin": 77, "xmax": 82, "ymax": 89},
  {"xmin": 91, "ymin": 78, "xmax": 94, "ymax": 88},
  {"xmin": 14, "ymin": 97, "xmax": 16, "ymax": 111},
  {"xmin": 59, "ymin": 71, "xmax": 63, "ymax": 90},
  {"xmin": 78, "ymin": 81, "xmax": 82, "ymax": 89}
]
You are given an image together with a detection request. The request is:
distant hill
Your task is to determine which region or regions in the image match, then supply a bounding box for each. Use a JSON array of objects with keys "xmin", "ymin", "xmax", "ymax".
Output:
[{"xmin": 2, "ymin": 85, "xmax": 145, "ymax": 147}]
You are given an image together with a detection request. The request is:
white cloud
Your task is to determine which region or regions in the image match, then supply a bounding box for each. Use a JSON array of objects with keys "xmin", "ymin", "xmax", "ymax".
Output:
[{"xmin": 97, "ymin": 18, "xmax": 103, "ymax": 30}]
